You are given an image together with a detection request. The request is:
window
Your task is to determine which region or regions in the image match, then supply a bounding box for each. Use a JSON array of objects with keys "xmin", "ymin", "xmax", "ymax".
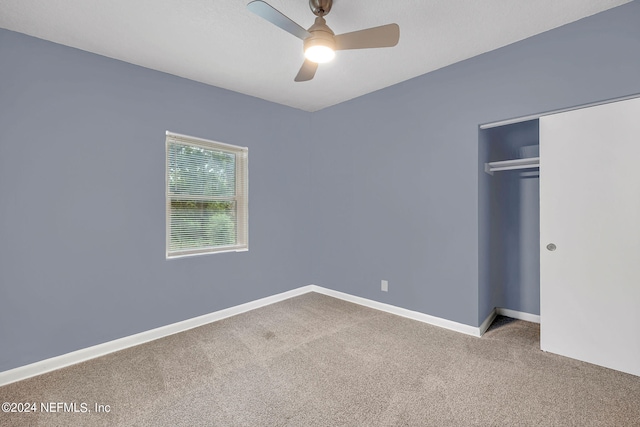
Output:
[{"xmin": 166, "ymin": 131, "xmax": 248, "ymax": 258}]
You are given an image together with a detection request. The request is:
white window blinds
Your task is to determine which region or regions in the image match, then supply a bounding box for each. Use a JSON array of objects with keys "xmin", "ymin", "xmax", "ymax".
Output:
[{"xmin": 166, "ymin": 131, "xmax": 248, "ymax": 258}]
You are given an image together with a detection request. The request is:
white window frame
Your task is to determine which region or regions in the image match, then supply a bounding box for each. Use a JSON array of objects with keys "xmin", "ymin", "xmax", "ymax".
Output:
[{"xmin": 166, "ymin": 131, "xmax": 248, "ymax": 258}]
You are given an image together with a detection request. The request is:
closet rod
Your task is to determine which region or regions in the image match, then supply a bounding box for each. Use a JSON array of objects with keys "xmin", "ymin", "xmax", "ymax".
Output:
[{"xmin": 485, "ymin": 157, "xmax": 539, "ymax": 175}]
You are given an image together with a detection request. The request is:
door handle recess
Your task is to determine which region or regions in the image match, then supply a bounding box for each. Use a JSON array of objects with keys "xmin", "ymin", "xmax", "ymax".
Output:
[{"xmin": 546, "ymin": 243, "xmax": 557, "ymax": 251}]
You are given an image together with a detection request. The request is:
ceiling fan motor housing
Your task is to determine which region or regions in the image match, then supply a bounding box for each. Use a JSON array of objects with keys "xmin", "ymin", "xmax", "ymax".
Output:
[{"xmin": 303, "ymin": 16, "xmax": 336, "ymax": 53}]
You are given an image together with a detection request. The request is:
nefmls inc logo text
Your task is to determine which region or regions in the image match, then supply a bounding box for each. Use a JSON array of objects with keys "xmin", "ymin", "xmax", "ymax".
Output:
[{"xmin": 41, "ymin": 402, "xmax": 89, "ymax": 413}]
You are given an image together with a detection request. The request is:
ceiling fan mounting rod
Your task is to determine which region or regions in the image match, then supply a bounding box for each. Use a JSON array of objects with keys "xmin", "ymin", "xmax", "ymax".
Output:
[{"xmin": 309, "ymin": 0, "xmax": 332, "ymax": 17}]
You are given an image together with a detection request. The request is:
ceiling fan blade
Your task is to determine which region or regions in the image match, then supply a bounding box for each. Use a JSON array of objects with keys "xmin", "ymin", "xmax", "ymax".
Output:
[
  {"xmin": 334, "ymin": 23, "xmax": 400, "ymax": 50},
  {"xmin": 247, "ymin": 1, "xmax": 311, "ymax": 40},
  {"xmin": 294, "ymin": 59, "xmax": 318, "ymax": 82}
]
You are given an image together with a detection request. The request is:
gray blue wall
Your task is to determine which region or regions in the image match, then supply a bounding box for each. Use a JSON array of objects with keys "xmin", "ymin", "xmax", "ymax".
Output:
[
  {"xmin": 309, "ymin": 1, "xmax": 640, "ymax": 326},
  {"xmin": 0, "ymin": 29, "xmax": 313, "ymax": 372},
  {"xmin": 1, "ymin": 1, "xmax": 640, "ymax": 372}
]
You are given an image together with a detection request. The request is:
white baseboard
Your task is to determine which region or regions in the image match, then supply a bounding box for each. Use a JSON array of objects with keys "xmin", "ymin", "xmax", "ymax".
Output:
[
  {"xmin": 310, "ymin": 285, "xmax": 483, "ymax": 337},
  {"xmin": 496, "ymin": 308, "xmax": 540, "ymax": 324},
  {"xmin": 478, "ymin": 308, "xmax": 498, "ymax": 336},
  {"xmin": 0, "ymin": 286, "xmax": 315, "ymax": 387},
  {"xmin": 1, "ymin": 284, "xmax": 492, "ymax": 387}
]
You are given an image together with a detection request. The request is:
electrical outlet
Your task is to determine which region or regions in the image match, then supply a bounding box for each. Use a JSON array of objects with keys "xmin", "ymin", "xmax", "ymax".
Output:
[{"xmin": 381, "ymin": 280, "xmax": 388, "ymax": 292}]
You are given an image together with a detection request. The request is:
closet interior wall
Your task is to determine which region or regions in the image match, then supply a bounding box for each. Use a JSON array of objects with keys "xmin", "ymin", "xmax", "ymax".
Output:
[{"xmin": 478, "ymin": 119, "xmax": 540, "ymax": 324}]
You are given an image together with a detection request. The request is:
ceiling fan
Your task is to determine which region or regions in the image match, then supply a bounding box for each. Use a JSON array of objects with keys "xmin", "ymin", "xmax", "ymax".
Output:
[{"xmin": 247, "ymin": 0, "xmax": 400, "ymax": 82}]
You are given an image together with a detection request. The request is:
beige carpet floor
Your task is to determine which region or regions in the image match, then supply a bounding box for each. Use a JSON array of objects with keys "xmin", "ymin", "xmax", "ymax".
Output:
[{"xmin": 1, "ymin": 292, "xmax": 640, "ymax": 426}]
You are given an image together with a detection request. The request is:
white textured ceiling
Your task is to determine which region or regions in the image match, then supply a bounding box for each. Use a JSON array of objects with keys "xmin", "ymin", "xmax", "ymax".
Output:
[{"xmin": 0, "ymin": 0, "xmax": 631, "ymax": 111}]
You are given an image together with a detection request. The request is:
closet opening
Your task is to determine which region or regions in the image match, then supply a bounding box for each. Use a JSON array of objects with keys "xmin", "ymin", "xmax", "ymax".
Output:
[{"xmin": 478, "ymin": 119, "xmax": 540, "ymax": 338}]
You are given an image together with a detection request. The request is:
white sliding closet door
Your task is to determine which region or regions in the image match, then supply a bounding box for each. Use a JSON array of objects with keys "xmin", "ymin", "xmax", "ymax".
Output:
[{"xmin": 539, "ymin": 97, "xmax": 640, "ymax": 376}]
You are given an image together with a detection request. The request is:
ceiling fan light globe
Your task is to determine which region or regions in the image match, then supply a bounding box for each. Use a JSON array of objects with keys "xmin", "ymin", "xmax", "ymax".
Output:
[{"xmin": 305, "ymin": 45, "xmax": 335, "ymax": 63}]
